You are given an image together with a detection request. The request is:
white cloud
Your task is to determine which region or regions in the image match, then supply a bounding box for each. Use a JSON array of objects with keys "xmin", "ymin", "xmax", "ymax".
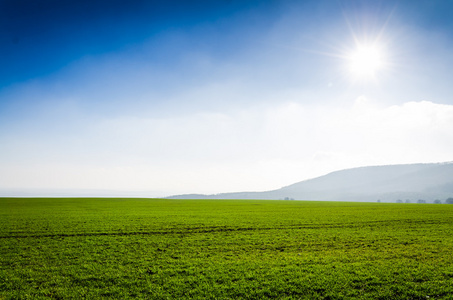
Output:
[{"xmin": 1, "ymin": 99, "xmax": 452, "ymax": 196}]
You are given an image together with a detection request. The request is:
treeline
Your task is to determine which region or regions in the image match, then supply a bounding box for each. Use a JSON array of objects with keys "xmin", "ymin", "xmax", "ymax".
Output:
[{"xmin": 389, "ymin": 197, "xmax": 453, "ymax": 204}]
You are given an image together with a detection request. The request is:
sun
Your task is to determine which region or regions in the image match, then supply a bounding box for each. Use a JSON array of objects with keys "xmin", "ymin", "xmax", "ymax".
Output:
[{"xmin": 347, "ymin": 44, "xmax": 384, "ymax": 80}]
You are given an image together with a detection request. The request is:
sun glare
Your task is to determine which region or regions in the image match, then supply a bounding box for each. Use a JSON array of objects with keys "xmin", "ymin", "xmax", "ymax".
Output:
[{"xmin": 348, "ymin": 44, "xmax": 384, "ymax": 80}]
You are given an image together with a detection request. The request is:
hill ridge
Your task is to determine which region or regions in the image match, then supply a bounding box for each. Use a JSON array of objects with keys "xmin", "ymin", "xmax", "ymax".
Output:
[{"xmin": 168, "ymin": 162, "xmax": 453, "ymax": 202}]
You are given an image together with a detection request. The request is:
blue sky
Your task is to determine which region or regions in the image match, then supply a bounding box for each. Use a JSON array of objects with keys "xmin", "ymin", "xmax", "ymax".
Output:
[{"xmin": 1, "ymin": 0, "xmax": 453, "ymax": 196}]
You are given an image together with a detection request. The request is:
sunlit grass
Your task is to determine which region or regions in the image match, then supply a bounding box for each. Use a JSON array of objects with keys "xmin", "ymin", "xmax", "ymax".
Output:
[{"xmin": 1, "ymin": 198, "xmax": 453, "ymax": 299}]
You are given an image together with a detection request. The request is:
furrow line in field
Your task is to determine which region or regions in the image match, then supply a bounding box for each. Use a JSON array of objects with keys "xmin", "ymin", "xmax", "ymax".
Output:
[{"xmin": 0, "ymin": 218, "xmax": 444, "ymax": 239}]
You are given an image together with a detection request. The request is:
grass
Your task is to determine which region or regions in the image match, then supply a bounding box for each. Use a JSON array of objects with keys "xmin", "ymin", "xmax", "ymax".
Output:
[{"xmin": 1, "ymin": 198, "xmax": 453, "ymax": 299}]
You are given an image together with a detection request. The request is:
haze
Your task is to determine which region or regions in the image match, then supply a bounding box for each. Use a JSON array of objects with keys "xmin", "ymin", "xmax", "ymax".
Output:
[{"xmin": 1, "ymin": 0, "xmax": 453, "ymax": 197}]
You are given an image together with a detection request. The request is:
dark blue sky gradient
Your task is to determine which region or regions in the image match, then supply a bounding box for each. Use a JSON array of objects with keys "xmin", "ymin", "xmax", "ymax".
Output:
[
  {"xmin": 0, "ymin": 0, "xmax": 274, "ymax": 88},
  {"xmin": 2, "ymin": 0, "xmax": 453, "ymax": 117},
  {"xmin": 3, "ymin": 0, "xmax": 453, "ymax": 90}
]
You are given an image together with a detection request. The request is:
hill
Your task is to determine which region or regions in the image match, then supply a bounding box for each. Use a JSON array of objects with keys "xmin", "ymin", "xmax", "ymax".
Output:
[{"xmin": 168, "ymin": 162, "xmax": 453, "ymax": 202}]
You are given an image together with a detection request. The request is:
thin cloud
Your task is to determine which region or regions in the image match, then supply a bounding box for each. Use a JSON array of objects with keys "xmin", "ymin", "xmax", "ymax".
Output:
[{"xmin": 1, "ymin": 100, "xmax": 452, "ymax": 195}]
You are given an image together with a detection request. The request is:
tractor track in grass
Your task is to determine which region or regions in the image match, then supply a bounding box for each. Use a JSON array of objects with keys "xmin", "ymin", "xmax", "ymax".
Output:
[{"xmin": 0, "ymin": 218, "xmax": 445, "ymax": 239}]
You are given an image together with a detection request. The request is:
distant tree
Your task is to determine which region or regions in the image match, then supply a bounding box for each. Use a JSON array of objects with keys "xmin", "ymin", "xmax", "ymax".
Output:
[
  {"xmin": 434, "ymin": 199, "xmax": 442, "ymax": 204},
  {"xmin": 405, "ymin": 199, "xmax": 411, "ymax": 203},
  {"xmin": 396, "ymin": 199, "xmax": 403, "ymax": 203},
  {"xmin": 377, "ymin": 199, "xmax": 381, "ymax": 203},
  {"xmin": 417, "ymin": 199, "xmax": 426, "ymax": 204},
  {"xmin": 446, "ymin": 198, "xmax": 453, "ymax": 204}
]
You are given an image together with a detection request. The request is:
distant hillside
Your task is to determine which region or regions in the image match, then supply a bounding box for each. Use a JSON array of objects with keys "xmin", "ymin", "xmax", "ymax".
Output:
[{"xmin": 168, "ymin": 162, "xmax": 453, "ymax": 202}]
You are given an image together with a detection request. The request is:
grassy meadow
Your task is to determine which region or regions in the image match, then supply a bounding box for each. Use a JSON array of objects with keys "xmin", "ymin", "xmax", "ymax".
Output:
[{"xmin": 1, "ymin": 198, "xmax": 453, "ymax": 299}]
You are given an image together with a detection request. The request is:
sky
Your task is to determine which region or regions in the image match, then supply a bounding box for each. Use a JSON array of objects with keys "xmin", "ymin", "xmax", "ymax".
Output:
[{"xmin": 1, "ymin": 0, "xmax": 453, "ymax": 197}]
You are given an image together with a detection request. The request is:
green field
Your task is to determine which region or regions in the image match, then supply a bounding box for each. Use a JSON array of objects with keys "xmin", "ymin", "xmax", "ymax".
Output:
[{"xmin": 1, "ymin": 198, "xmax": 453, "ymax": 299}]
